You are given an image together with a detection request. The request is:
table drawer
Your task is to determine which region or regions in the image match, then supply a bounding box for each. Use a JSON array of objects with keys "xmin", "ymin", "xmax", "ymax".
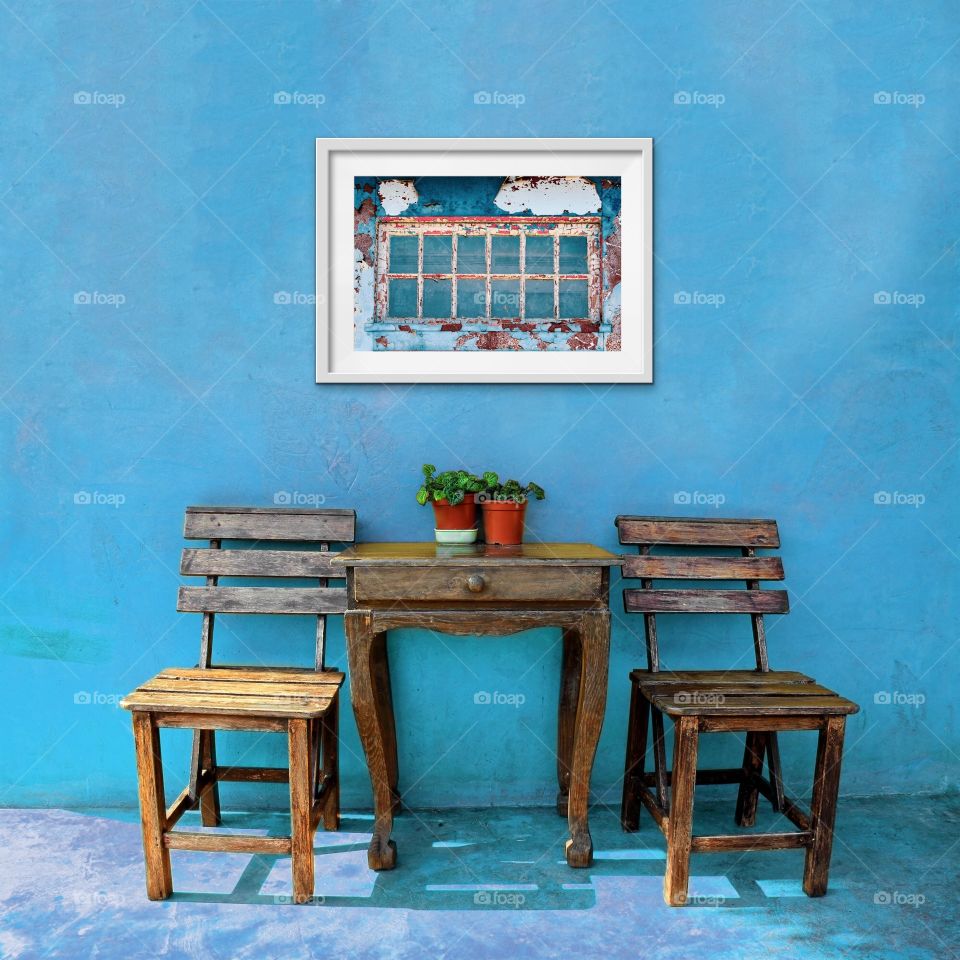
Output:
[{"xmin": 353, "ymin": 565, "xmax": 603, "ymax": 603}]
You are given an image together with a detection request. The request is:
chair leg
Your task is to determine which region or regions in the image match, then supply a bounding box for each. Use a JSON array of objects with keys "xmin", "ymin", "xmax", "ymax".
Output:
[
  {"xmin": 804, "ymin": 716, "xmax": 846, "ymax": 897},
  {"xmin": 288, "ymin": 718, "xmax": 315, "ymax": 904},
  {"xmin": 621, "ymin": 682, "xmax": 649, "ymax": 831},
  {"xmin": 651, "ymin": 707, "xmax": 669, "ymax": 811},
  {"xmin": 321, "ymin": 697, "xmax": 340, "ymax": 831},
  {"xmin": 735, "ymin": 731, "xmax": 766, "ymax": 827},
  {"xmin": 132, "ymin": 712, "xmax": 173, "ymax": 900},
  {"xmin": 765, "ymin": 732, "xmax": 786, "ymax": 811},
  {"xmin": 198, "ymin": 730, "xmax": 221, "ymax": 826},
  {"xmin": 664, "ymin": 716, "xmax": 698, "ymax": 906}
]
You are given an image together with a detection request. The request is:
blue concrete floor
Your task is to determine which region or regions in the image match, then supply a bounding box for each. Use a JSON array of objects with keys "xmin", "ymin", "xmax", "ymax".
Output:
[{"xmin": 0, "ymin": 795, "xmax": 955, "ymax": 959}]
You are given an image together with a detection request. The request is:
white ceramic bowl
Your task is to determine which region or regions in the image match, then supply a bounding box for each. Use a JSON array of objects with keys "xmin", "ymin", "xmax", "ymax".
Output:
[{"xmin": 434, "ymin": 528, "xmax": 479, "ymax": 544}]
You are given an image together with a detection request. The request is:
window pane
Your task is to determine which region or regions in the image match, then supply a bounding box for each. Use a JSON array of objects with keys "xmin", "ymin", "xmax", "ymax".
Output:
[
  {"xmin": 525, "ymin": 235, "xmax": 553, "ymax": 274},
  {"xmin": 559, "ymin": 235, "xmax": 588, "ymax": 274},
  {"xmin": 456, "ymin": 279, "xmax": 486, "ymax": 318},
  {"xmin": 457, "ymin": 235, "xmax": 486, "ymax": 273},
  {"xmin": 491, "ymin": 279, "xmax": 520, "ymax": 318},
  {"xmin": 388, "ymin": 278, "xmax": 418, "ymax": 317},
  {"xmin": 525, "ymin": 279, "xmax": 554, "ymax": 319},
  {"xmin": 559, "ymin": 279, "xmax": 588, "ymax": 317},
  {"xmin": 491, "ymin": 235, "xmax": 520, "ymax": 273},
  {"xmin": 389, "ymin": 235, "xmax": 419, "ymax": 274},
  {"xmin": 422, "ymin": 278, "xmax": 452, "ymax": 318},
  {"xmin": 423, "ymin": 234, "xmax": 452, "ymax": 274}
]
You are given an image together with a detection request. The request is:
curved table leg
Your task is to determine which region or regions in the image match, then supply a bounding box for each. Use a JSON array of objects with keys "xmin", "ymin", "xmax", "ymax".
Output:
[
  {"xmin": 565, "ymin": 608, "xmax": 610, "ymax": 868},
  {"xmin": 556, "ymin": 627, "xmax": 582, "ymax": 817},
  {"xmin": 371, "ymin": 630, "xmax": 402, "ymax": 814},
  {"xmin": 346, "ymin": 610, "xmax": 397, "ymax": 870}
]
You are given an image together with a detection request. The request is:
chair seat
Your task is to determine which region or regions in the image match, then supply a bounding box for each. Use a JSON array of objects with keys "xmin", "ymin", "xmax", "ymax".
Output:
[
  {"xmin": 121, "ymin": 667, "xmax": 344, "ymax": 719},
  {"xmin": 631, "ymin": 669, "xmax": 858, "ymax": 717}
]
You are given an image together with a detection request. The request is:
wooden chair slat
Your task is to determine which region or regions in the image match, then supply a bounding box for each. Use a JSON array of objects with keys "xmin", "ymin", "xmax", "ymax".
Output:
[
  {"xmin": 639, "ymin": 680, "xmax": 839, "ymax": 698},
  {"xmin": 616, "ymin": 516, "xmax": 780, "ymax": 548},
  {"xmin": 158, "ymin": 666, "xmax": 344, "ymax": 684},
  {"xmin": 177, "ymin": 586, "xmax": 348, "ymax": 615},
  {"xmin": 621, "ymin": 555, "xmax": 784, "ymax": 581},
  {"xmin": 631, "ymin": 669, "xmax": 814, "ymax": 686},
  {"xmin": 624, "ymin": 588, "xmax": 789, "ymax": 615},
  {"xmin": 649, "ymin": 692, "xmax": 860, "ymax": 717},
  {"xmin": 121, "ymin": 689, "xmax": 336, "ymax": 718},
  {"xmin": 184, "ymin": 506, "xmax": 356, "ymax": 542},
  {"xmin": 141, "ymin": 678, "xmax": 342, "ymax": 698},
  {"xmin": 181, "ymin": 548, "xmax": 342, "ymax": 579}
]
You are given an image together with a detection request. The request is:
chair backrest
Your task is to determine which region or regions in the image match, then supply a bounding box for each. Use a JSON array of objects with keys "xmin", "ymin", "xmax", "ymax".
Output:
[
  {"xmin": 179, "ymin": 506, "xmax": 357, "ymax": 670},
  {"xmin": 616, "ymin": 515, "xmax": 786, "ymax": 672}
]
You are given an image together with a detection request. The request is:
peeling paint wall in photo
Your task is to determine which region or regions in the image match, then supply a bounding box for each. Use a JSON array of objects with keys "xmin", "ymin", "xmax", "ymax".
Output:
[{"xmin": 353, "ymin": 176, "xmax": 621, "ymax": 352}]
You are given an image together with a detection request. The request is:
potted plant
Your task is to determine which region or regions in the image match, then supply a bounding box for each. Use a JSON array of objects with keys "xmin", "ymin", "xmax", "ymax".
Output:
[
  {"xmin": 416, "ymin": 464, "xmax": 485, "ymax": 543},
  {"xmin": 478, "ymin": 473, "xmax": 546, "ymax": 545}
]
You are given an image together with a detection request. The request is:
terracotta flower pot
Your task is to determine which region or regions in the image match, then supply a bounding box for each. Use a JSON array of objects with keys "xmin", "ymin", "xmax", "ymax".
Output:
[
  {"xmin": 431, "ymin": 494, "xmax": 478, "ymax": 531},
  {"xmin": 481, "ymin": 499, "xmax": 527, "ymax": 545}
]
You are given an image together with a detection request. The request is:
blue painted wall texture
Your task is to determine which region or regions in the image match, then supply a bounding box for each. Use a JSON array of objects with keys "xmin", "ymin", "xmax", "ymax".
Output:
[{"xmin": 1, "ymin": 1, "xmax": 957, "ymax": 809}]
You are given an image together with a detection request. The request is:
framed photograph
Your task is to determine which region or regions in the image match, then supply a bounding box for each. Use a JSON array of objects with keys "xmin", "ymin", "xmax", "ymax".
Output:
[{"xmin": 316, "ymin": 138, "xmax": 652, "ymax": 383}]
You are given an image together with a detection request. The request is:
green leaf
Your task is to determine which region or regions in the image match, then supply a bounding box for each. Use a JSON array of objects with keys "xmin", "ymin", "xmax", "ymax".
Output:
[
  {"xmin": 422, "ymin": 463, "xmax": 436, "ymax": 478},
  {"xmin": 416, "ymin": 486, "xmax": 429, "ymax": 505},
  {"xmin": 527, "ymin": 482, "xmax": 546, "ymax": 500},
  {"xmin": 482, "ymin": 471, "xmax": 499, "ymax": 488},
  {"xmin": 447, "ymin": 488, "xmax": 465, "ymax": 506}
]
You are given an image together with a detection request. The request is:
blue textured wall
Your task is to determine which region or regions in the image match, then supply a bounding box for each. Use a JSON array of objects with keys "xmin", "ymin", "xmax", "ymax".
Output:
[{"xmin": 1, "ymin": 1, "xmax": 957, "ymax": 809}]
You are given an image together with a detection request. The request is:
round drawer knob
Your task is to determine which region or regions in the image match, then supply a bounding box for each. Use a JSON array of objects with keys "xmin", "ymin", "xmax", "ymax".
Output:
[{"xmin": 466, "ymin": 575, "xmax": 486, "ymax": 593}]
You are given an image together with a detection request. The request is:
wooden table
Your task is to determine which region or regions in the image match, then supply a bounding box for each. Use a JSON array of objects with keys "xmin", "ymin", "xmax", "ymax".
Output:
[{"xmin": 333, "ymin": 541, "xmax": 619, "ymax": 870}]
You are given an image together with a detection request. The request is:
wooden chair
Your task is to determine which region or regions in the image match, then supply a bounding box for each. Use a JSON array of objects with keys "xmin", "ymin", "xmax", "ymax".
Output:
[
  {"xmin": 616, "ymin": 515, "xmax": 859, "ymax": 905},
  {"xmin": 122, "ymin": 667, "xmax": 342, "ymax": 903},
  {"xmin": 178, "ymin": 505, "xmax": 356, "ymax": 826}
]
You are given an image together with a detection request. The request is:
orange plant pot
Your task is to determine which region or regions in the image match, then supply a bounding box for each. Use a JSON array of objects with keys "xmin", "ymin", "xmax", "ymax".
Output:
[
  {"xmin": 481, "ymin": 499, "xmax": 527, "ymax": 545},
  {"xmin": 431, "ymin": 494, "xmax": 478, "ymax": 531}
]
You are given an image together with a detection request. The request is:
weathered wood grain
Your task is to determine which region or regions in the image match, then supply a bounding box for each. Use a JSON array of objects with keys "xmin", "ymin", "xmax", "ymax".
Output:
[
  {"xmin": 624, "ymin": 588, "xmax": 789, "ymax": 614},
  {"xmin": 354, "ymin": 565, "xmax": 602, "ymax": 604},
  {"xmin": 803, "ymin": 716, "xmax": 846, "ymax": 896},
  {"xmin": 616, "ymin": 516, "xmax": 780, "ymax": 548},
  {"xmin": 184, "ymin": 506, "xmax": 356, "ymax": 542},
  {"xmin": 663, "ymin": 716, "xmax": 698, "ymax": 905},
  {"xmin": 177, "ymin": 586, "xmax": 347, "ymax": 615},
  {"xmin": 132, "ymin": 712, "xmax": 172, "ymax": 900},
  {"xmin": 181, "ymin": 548, "xmax": 343, "ymax": 579},
  {"xmin": 621, "ymin": 554, "xmax": 784, "ymax": 580}
]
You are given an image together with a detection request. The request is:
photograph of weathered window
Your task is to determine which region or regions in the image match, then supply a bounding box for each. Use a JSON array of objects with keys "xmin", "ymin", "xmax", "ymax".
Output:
[{"xmin": 354, "ymin": 177, "xmax": 621, "ymax": 352}]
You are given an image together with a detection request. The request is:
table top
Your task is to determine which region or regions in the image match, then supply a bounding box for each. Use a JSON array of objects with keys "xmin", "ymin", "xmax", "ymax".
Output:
[{"xmin": 334, "ymin": 542, "xmax": 621, "ymax": 567}]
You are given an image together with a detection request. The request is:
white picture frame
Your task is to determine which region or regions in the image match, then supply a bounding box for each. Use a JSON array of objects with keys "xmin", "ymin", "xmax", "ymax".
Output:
[{"xmin": 316, "ymin": 138, "xmax": 653, "ymax": 383}]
